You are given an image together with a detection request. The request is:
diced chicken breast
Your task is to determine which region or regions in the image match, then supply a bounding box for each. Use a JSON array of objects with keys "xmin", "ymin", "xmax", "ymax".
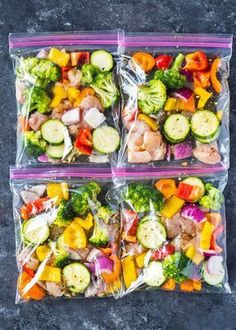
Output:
[
  {"xmin": 62, "ymin": 108, "xmax": 80, "ymax": 125},
  {"xmin": 128, "ymin": 150, "xmax": 152, "ymax": 163},
  {"xmin": 79, "ymin": 95, "xmax": 103, "ymax": 112},
  {"xmin": 46, "ymin": 282, "xmax": 65, "ymax": 297},
  {"xmin": 179, "ymin": 216, "xmax": 196, "ymax": 237},
  {"xmin": 29, "ymin": 185, "xmax": 46, "ymax": 197},
  {"xmin": 143, "ymin": 131, "xmax": 166, "ymax": 161},
  {"xmin": 193, "ymin": 144, "xmax": 221, "ymax": 164},
  {"xmin": 36, "ymin": 49, "xmax": 48, "ymax": 59},
  {"xmin": 68, "ymin": 68, "xmax": 82, "ymax": 87},
  {"xmin": 127, "ymin": 132, "xmax": 144, "ymax": 152},
  {"xmin": 162, "ymin": 214, "xmax": 182, "ymax": 239},
  {"xmin": 125, "ymin": 119, "xmax": 150, "ymax": 133},
  {"xmin": 20, "ymin": 190, "xmax": 40, "ymax": 204},
  {"xmin": 84, "ymin": 107, "xmax": 106, "ymax": 128},
  {"xmin": 16, "ymin": 80, "xmax": 25, "ymax": 104},
  {"xmin": 29, "ymin": 111, "xmax": 48, "ymax": 131}
]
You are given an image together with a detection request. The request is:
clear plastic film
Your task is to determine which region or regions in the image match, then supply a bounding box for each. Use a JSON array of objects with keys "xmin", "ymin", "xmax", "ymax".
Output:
[
  {"xmin": 112, "ymin": 168, "xmax": 230, "ymax": 295},
  {"xmin": 10, "ymin": 167, "xmax": 123, "ymax": 303},
  {"xmin": 9, "ymin": 30, "xmax": 124, "ymax": 167},
  {"xmin": 117, "ymin": 33, "xmax": 232, "ymax": 170}
]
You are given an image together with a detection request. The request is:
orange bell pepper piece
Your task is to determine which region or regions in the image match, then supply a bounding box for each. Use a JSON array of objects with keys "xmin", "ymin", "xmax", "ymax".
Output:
[
  {"xmin": 101, "ymin": 255, "xmax": 121, "ymax": 284},
  {"xmin": 155, "ymin": 179, "xmax": 177, "ymax": 199},
  {"xmin": 73, "ymin": 87, "xmax": 95, "ymax": 107},
  {"xmin": 161, "ymin": 278, "xmax": 176, "ymax": 291},
  {"xmin": 132, "ymin": 52, "xmax": 155, "ymax": 72},
  {"xmin": 210, "ymin": 58, "xmax": 222, "ymax": 93},
  {"xmin": 206, "ymin": 213, "xmax": 222, "ymax": 228},
  {"xmin": 19, "ymin": 115, "xmax": 30, "ymax": 132},
  {"xmin": 99, "ymin": 247, "xmax": 112, "ymax": 256},
  {"xmin": 180, "ymin": 279, "xmax": 194, "ymax": 292},
  {"xmin": 193, "ymin": 280, "xmax": 202, "ymax": 291},
  {"xmin": 18, "ymin": 271, "xmax": 45, "ymax": 301},
  {"xmin": 193, "ymin": 70, "xmax": 211, "ymax": 88}
]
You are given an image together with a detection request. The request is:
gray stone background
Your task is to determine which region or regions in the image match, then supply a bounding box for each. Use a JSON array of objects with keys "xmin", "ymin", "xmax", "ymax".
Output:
[{"xmin": 0, "ymin": 0, "xmax": 236, "ymax": 329}]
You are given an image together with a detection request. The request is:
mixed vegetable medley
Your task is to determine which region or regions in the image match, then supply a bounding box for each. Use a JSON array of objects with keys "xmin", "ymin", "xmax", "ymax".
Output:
[
  {"xmin": 120, "ymin": 51, "xmax": 224, "ymax": 165},
  {"xmin": 16, "ymin": 48, "xmax": 120, "ymax": 163},
  {"xmin": 121, "ymin": 177, "xmax": 226, "ymax": 292},
  {"xmin": 17, "ymin": 181, "xmax": 121, "ymax": 301},
  {"xmin": 16, "ymin": 176, "xmax": 226, "ymax": 301}
]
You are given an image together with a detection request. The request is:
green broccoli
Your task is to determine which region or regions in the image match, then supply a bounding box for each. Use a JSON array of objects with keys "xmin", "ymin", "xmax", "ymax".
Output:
[
  {"xmin": 50, "ymin": 237, "xmax": 70, "ymax": 268},
  {"xmin": 123, "ymin": 183, "xmax": 164, "ymax": 213},
  {"xmin": 138, "ymin": 79, "xmax": 167, "ymax": 115},
  {"xmin": 89, "ymin": 215, "xmax": 109, "ymax": 247},
  {"xmin": 199, "ymin": 183, "xmax": 223, "ymax": 211},
  {"xmin": 97, "ymin": 205, "xmax": 115, "ymax": 224},
  {"xmin": 17, "ymin": 57, "xmax": 61, "ymax": 88},
  {"xmin": 90, "ymin": 72, "xmax": 119, "ymax": 108},
  {"xmin": 81, "ymin": 63, "xmax": 99, "ymax": 85},
  {"xmin": 54, "ymin": 200, "xmax": 75, "ymax": 228},
  {"xmin": 154, "ymin": 53, "xmax": 186, "ymax": 89},
  {"xmin": 24, "ymin": 131, "xmax": 47, "ymax": 157},
  {"xmin": 71, "ymin": 182, "xmax": 101, "ymax": 216},
  {"xmin": 23, "ymin": 86, "xmax": 51, "ymax": 114},
  {"xmin": 162, "ymin": 252, "xmax": 189, "ymax": 283}
]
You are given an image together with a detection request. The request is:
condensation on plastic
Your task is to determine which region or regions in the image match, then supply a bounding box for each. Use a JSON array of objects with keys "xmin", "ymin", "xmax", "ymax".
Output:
[
  {"xmin": 117, "ymin": 33, "xmax": 232, "ymax": 170},
  {"xmin": 9, "ymin": 30, "xmax": 124, "ymax": 167},
  {"xmin": 113, "ymin": 168, "xmax": 231, "ymax": 295},
  {"xmin": 10, "ymin": 167, "xmax": 123, "ymax": 303}
]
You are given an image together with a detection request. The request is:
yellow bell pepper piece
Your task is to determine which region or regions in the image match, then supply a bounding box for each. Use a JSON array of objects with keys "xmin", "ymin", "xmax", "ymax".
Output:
[
  {"xmin": 161, "ymin": 195, "xmax": 185, "ymax": 218},
  {"xmin": 74, "ymin": 213, "xmax": 93, "ymax": 231},
  {"xmin": 186, "ymin": 245, "xmax": 204, "ymax": 265},
  {"xmin": 200, "ymin": 221, "xmax": 214, "ymax": 250},
  {"xmin": 164, "ymin": 97, "xmax": 178, "ymax": 111},
  {"xmin": 138, "ymin": 114, "xmax": 158, "ymax": 131},
  {"xmin": 194, "ymin": 87, "xmax": 212, "ymax": 108},
  {"xmin": 36, "ymin": 245, "xmax": 51, "ymax": 262},
  {"xmin": 62, "ymin": 219, "xmax": 87, "ymax": 249},
  {"xmin": 67, "ymin": 87, "xmax": 80, "ymax": 103},
  {"xmin": 39, "ymin": 266, "xmax": 61, "ymax": 283},
  {"xmin": 48, "ymin": 48, "xmax": 70, "ymax": 67},
  {"xmin": 61, "ymin": 182, "xmax": 69, "ymax": 200},
  {"xmin": 50, "ymin": 85, "xmax": 67, "ymax": 108},
  {"xmin": 121, "ymin": 256, "xmax": 137, "ymax": 289},
  {"xmin": 217, "ymin": 110, "xmax": 223, "ymax": 121},
  {"xmin": 135, "ymin": 252, "xmax": 148, "ymax": 268}
]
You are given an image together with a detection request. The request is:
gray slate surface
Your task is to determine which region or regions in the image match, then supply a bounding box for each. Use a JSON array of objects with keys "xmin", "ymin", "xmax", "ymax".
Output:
[{"xmin": 0, "ymin": 0, "xmax": 236, "ymax": 329}]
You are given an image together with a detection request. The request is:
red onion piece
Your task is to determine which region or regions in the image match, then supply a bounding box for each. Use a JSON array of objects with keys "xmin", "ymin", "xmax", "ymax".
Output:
[
  {"xmin": 84, "ymin": 262, "xmax": 96, "ymax": 274},
  {"xmin": 173, "ymin": 87, "xmax": 193, "ymax": 101},
  {"xmin": 173, "ymin": 141, "xmax": 192, "ymax": 160},
  {"xmin": 206, "ymin": 256, "xmax": 224, "ymax": 275},
  {"xmin": 203, "ymin": 250, "xmax": 219, "ymax": 258},
  {"xmin": 95, "ymin": 256, "xmax": 114, "ymax": 275},
  {"xmin": 180, "ymin": 69, "xmax": 193, "ymax": 82},
  {"xmin": 37, "ymin": 154, "xmax": 49, "ymax": 162},
  {"xmin": 86, "ymin": 248, "xmax": 104, "ymax": 262},
  {"xmin": 181, "ymin": 204, "xmax": 205, "ymax": 223}
]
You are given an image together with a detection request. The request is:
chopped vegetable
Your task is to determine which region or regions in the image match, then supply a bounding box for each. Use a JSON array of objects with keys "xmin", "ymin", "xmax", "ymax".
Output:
[
  {"xmin": 36, "ymin": 245, "xmax": 51, "ymax": 262},
  {"xmin": 121, "ymin": 256, "xmax": 137, "ymax": 288},
  {"xmin": 50, "ymin": 85, "xmax": 67, "ymax": 108},
  {"xmin": 161, "ymin": 195, "xmax": 185, "ymax": 218},
  {"xmin": 173, "ymin": 87, "xmax": 193, "ymax": 101},
  {"xmin": 181, "ymin": 204, "xmax": 205, "ymax": 223},
  {"xmin": 48, "ymin": 48, "xmax": 70, "ymax": 67},
  {"xmin": 62, "ymin": 219, "xmax": 87, "ymax": 249},
  {"xmin": 152, "ymin": 243, "xmax": 175, "ymax": 261},
  {"xmin": 183, "ymin": 51, "xmax": 208, "ymax": 71},
  {"xmin": 162, "ymin": 252, "xmax": 188, "ymax": 283},
  {"xmin": 210, "ymin": 58, "xmax": 222, "ymax": 93},
  {"xmin": 199, "ymin": 183, "xmax": 223, "ymax": 211},
  {"xmin": 200, "ymin": 221, "xmax": 215, "ymax": 250},
  {"xmin": 90, "ymin": 50, "xmax": 113, "ymax": 71},
  {"xmin": 185, "ymin": 245, "xmax": 204, "ymax": 265},
  {"xmin": 137, "ymin": 217, "xmax": 166, "ymax": 249},
  {"xmin": 39, "ymin": 266, "xmax": 62, "ymax": 283},
  {"xmin": 74, "ymin": 213, "xmax": 94, "ymax": 230},
  {"xmin": 173, "ymin": 142, "xmax": 193, "ymax": 160},
  {"xmin": 155, "ymin": 179, "xmax": 177, "ymax": 199},
  {"xmin": 138, "ymin": 79, "xmax": 167, "ymax": 115},
  {"xmin": 180, "ymin": 279, "xmax": 194, "ymax": 292},
  {"xmin": 155, "ymin": 54, "xmax": 173, "ymax": 70},
  {"xmin": 18, "ymin": 271, "xmax": 45, "ymax": 300},
  {"xmin": 123, "ymin": 183, "xmax": 164, "ymax": 213},
  {"xmin": 24, "ymin": 131, "xmax": 47, "ymax": 158},
  {"xmin": 23, "ymin": 86, "xmax": 51, "ymax": 114},
  {"xmin": 144, "ymin": 261, "xmax": 166, "ymax": 287},
  {"xmin": 97, "ymin": 206, "xmax": 115, "ymax": 224},
  {"xmin": 81, "ymin": 63, "xmax": 99, "ymax": 85},
  {"xmin": 133, "ymin": 52, "xmax": 155, "ymax": 72},
  {"xmin": 92, "ymin": 126, "xmax": 120, "ymax": 154},
  {"xmin": 161, "ymin": 278, "xmax": 176, "ymax": 291},
  {"xmin": 194, "ymin": 87, "xmax": 212, "ymax": 108},
  {"xmin": 193, "ymin": 70, "xmax": 211, "ymax": 88},
  {"xmin": 154, "ymin": 53, "xmax": 186, "ymax": 89},
  {"xmin": 75, "ymin": 128, "xmax": 93, "ymax": 155},
  {"xmin": 135, "ymin": 252, "xmax": 148, "ymax": 268},
  {"xmin": 89, "ymin": 215, "xmax": 109, "ymax": 247},
  {"xmin": 54, "ymin": 200, "xmax": 75, "ymax": 227},
  {"xmin": 70, "ymin": 51, "xmax": 90, "ymax": 66}
]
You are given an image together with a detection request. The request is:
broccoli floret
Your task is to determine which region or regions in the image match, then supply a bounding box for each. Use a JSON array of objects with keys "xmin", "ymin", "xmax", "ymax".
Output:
[
  {"xmin": 123, "ymin": 183, "xmax": 164, "ymax": 213},
  {"xmin": 162, "ymin": 252, "xmax": 189, "ymax": 283},
  {"xmin": 97, "ymin": 205, "xmax": 115, "ymax": 224},
  {"xmin": 199, "ymin": 183, "xmax": 223, "ymax": 211},
  {"xmin": 81, "ymin": 63, "xmax": 99, "ymax": 85},
  {"xmin": 138, "ymin": 79, "xmax": 167, "ymax": 115},
  {"xmin": 90, "ymin": 72, "xmax": 119, "ymax": 108},
  {"xmin": 50, "ymin": 238, "xmax": 70, "ymax": 268},
  {"xmin": 24, "ymin": 131, "xmax": 47, "ymax": 157},
  {"xmin": 23, "ymin": 86, "xmax": 51, "ymax": 114},
  {"xmin": 89, "ymin": 215, "xmax": 109, "ymax": 247},
  {"xmin": 71, "ymin": 182, "xmax": 101, "ymax": 216},
  {"xmin": 54, "ymin": 200, "xmax": 75, "ymax": 228},
  {"xmin": 17, "ymin": 57, "xmax": 61, "ymax": 88},
  {"xmin": 154, "ymin": 53, "xmax": 186, "ymax": 89}
]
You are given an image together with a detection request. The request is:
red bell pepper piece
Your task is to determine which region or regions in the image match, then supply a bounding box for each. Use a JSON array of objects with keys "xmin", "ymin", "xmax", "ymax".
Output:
[
  {"xmin": 183, "ymin": 51, "xmax": 208, "ymax": 71},
  {"xmin": 61, "ymin": 66, "xmax": 73, "ymax": 81},
  {"xmin": 71, "ymin": 52, "xmax": 90, "ymax": 66},
  {"xmin": 23, "ymin": 264, "xmax": 35, "ymax": 278},
  {"xmin": 155, "ymin": 55, "xmax": 173, "ymax": 70},
  {"xmin": 75, "ymin": 128, "xmax": 93, "ymax": 155},
  {"xmin": 193, "ymin": 70, "xmax": 211, "ymax": 88},
  {"xmin": 21, "ymin": 197, "xmax": 49, "ymax": 220},
  {"xmin": 177, "ymin": 182, "xmax": 194, "ymax": 200},
  {"xmin": 210, "ymin": 224, "xmax": 224, "ymax": 252},
  {"xmin": 152, "ymin": 243, "xmax": 175, "ymax": 261},
  {"xmin": 122, "ymin": 209, "xmax": 138, "ymax": 236}
]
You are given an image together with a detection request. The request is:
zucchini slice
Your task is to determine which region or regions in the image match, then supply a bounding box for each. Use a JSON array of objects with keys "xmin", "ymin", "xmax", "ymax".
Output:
[
  {"xmin": 92, "ymin": 126, "xmax": 120, "ymax": 154},
  {"xmin": 144, "ymin": 261, "xmax": 166, "ymax": 287},
  {"xmin": 62, "ymin": 263, "xmax": 91, "ymax": 294},
  {"xmin": 164, "ymin": 114, "xmax": 190, "ymax": 143},
  {"xmin": 194, "ymin": 127, "xmax": 220, "ymax": 144},
  {"xmin": 22, "ymin": 216, "xmax": 49, "ymax": 245},
  {"xmin": 90, "ymin": 50, "xmax": 113, "ymax": 71},
  {"xmin": 191, "ymin": 110, "xmax": 219, "ymax": 139},
  {"xmin": 46, "ymin": 144, "xmax": 65, "ymax": 159},
  {"xmin": 137, "ymin": 217, "xmax": 166, "ymax": 249},
  {"xmin": 203, "ymin": 263, "xmax": 225, "ymax": 286},
  {"xmin": 41, "ymin": 119, "xmax": 65, "ymax": 145}
]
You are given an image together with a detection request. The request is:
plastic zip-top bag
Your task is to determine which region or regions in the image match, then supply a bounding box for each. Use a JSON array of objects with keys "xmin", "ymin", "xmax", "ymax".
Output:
[
  {"xmin": 9, "ymin": 30, "xmax": 123, "ymax": 167},
  {"xmin": 10, "ymin": 167, "xmax": 123, "ymax": 303},
  {"xmin": 113, "ymin": 167, "xmax": 230, "ymax": 295},
  {"xmin": 117, "ymin": 33, "xmax": 232, "ymax": 170}
]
